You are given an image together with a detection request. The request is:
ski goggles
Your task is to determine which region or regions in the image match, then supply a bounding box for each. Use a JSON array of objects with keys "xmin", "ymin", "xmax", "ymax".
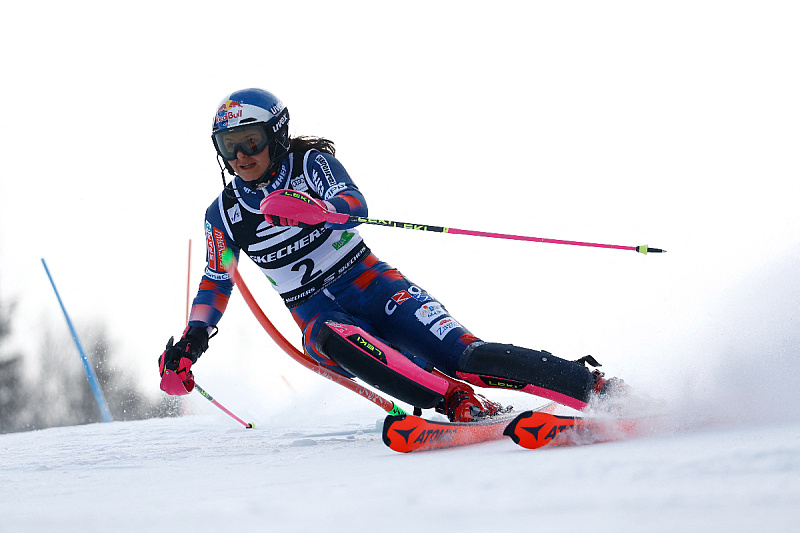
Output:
[{"xmin": 213, "ymin": 124, "xmax": 271, "ymax": 160}]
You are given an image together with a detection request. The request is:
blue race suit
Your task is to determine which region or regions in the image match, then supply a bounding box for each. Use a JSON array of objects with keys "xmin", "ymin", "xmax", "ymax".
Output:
[{"xmin": 189, "ymin": 149, "xmax": 478, "ymax": 378}]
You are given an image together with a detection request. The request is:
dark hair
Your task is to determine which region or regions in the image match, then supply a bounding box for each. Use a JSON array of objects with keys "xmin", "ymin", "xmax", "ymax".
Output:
[{"xmin": 289, "ymin": 135, "xmax": 335, "ymax": 156}]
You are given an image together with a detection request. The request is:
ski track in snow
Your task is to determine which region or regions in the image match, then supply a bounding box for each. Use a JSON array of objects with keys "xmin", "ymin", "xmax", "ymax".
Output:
[{"xmin": 2, "ymin": 409, "xmax": 799, "ymax": 533}]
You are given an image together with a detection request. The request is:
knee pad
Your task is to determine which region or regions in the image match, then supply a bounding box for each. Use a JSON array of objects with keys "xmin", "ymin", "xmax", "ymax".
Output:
[
  {"xmin": 457, "ymin": 342, "xmax": 595, "ymax": 403},
  {"xmin": 316, "ymin": 321, "xmax": 448, "ymax": 409}
]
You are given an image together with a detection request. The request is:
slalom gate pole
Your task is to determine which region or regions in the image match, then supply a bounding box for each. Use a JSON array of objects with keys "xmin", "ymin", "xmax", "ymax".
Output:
[
  {"xmin": 346, "ymin": 216, "xmax": 666, "ymax": 255},
  {"xmin": 194, "ymin": 382, "xmax": 254, "ymax": 428},
  {"xmin": 223, "ymin": 252, "xmax": 407, "ymax": 416},
  {"xmin": 41, "ymin": 258, "xmax": 113, "ymax": 423},
  {"xmin": 185, "ymin": 239, "xmax": 192, "ymax": 324}
]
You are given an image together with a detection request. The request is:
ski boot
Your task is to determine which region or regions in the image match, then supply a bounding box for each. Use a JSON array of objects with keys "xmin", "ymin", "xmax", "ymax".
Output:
[
  {"xmin": 585, "ymin": 368, "xmax": 639, "ymax": 415},
  {"xmin": 436, "ymin": 384, "xmax": 503, "ymax": 422},
  {"xmin": 592, "ymin": 370, "xmax": 630, "ymax": 398},
  {"xmin": 575, "ymin": 355, "xmax": 631, "ymax": 403}
]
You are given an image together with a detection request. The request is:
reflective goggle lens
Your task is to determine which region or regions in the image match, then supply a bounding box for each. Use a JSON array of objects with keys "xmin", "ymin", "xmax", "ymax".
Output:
[{"xmin": 214, "ymin": 125, "xmax": 270, "ymax": 160}]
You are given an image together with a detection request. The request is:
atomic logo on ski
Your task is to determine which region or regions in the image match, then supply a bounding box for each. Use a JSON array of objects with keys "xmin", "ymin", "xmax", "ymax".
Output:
[
  {"xmin": 505, "ymin": 412, "xmax": 585, "ymax": 449},
  {"xmin": 392, "ymin": 426, "xmax": 415, "ymax": 444},
  {"xmin": 413, "ymin": 428, "xmax": 457, "ymax": 445},
  {"xmin": 382, "ymin": 413, "xmax": 517, "ymax": 453},
  {"xmin": 504, "ymin": 411, "xmax": 651, "ymax": 450},
  {"xmin": 384, "ymin": 418, "xmax": 457, "ymax": 446},
  {"xmin": 521, "ymin": 423, "xmax": 546, "ymax": 440}
]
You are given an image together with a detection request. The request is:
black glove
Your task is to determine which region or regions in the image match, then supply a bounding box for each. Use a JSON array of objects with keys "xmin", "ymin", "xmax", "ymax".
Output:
[{"xmin": 158, "ymin": 326, "xmax": 215, "ymax": 395}]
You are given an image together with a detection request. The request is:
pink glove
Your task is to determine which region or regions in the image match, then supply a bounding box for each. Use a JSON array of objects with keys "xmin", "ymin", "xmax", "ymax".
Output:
[
  {"xmin": 158, "ymin": 326, "xmax": 211, "ymax": 396},
  {"xmin": 259, "ymin": 189, "xmax": 349, "ymax": 227},
  {"xmin": 158, "ymin": 336, "xmax": 196, "ymax": 396}
]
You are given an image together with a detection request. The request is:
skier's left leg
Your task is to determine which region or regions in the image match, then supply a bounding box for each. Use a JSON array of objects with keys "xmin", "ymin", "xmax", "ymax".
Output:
[
  {"xmin": 331, "ymin": 257, "xmax": 616, "ymax": 412},
  {"xmin": 290, "ymin": 289, "xmax": 457, "ymax": 411},
  {"xmin": 324, "ymin": 257, "xmax": 503, "ymax": 420}
]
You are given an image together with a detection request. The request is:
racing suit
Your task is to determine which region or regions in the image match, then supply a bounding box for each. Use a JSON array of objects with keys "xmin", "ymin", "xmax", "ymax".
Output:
[{"xmin": 190, "ymin": 149, "xmax": 477, "ymax": 377}]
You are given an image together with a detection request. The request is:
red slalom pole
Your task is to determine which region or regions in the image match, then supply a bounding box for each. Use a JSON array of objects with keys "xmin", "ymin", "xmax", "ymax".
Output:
[
  {"xmin": 185, "ymin": 239, "xmax": 192, "ymax": 324},
  {"xmin": 223, "ymin": 252, "xmax": 406, "ymax": 416},
  {"xmin": 194, "ymin": 383, "xmax": 254, "ymax": 429},
  {"xmin": 344, "ymin": 216, "xmax": 666, "ymax": 255}
]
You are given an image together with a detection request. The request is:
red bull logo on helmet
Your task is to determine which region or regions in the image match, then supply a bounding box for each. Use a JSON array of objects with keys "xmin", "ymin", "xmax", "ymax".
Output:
[
  {"xmin": 213, "ymin": 94, "xmax": 283, "ymax": 131},
  {"xmin": 215, "ymin": 99, "xmax": 243, "ymax": 126},
  {"xmin": 217, "ymin": 99, "xmax": 243, "ymax": 113}
]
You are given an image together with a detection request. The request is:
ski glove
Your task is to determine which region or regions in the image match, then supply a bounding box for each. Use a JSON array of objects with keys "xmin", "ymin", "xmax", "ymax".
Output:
[
  {"xmin": 158, "ymin": 326, "xmax": 215, "ymax": 395},
  {"xmin": 259, "ymin": 189, "xmax": 348, "ymax": 227}
]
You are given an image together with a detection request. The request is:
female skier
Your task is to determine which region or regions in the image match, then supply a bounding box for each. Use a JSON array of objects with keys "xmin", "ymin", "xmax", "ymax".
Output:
[{"xmin": 158, "ymin": 88, "xmax": 624, "ymax": 422}]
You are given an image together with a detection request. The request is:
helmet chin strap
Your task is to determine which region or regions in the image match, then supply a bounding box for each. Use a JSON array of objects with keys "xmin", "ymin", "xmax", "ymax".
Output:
[{"xmin": 216, "ymin": 154, "xmax": 232, "ymax": 188}]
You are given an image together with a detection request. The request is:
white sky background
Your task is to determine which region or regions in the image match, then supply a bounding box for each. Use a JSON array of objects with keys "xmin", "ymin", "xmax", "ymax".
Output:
[{"xmin": 0, "ymin": 1, "xmax": 798, "ymax": 409}]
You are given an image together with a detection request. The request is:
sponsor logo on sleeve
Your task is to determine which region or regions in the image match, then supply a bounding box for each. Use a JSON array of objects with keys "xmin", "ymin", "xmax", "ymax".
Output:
[
  {"xmin": 324, "ymin": 183, "xmax": 348, "ymax": 200},
  {"xmin": 310, "ymin": 169, "xmax": 325, "ymax": 197},
  {"xmin": 429, "ymin": 317, "xmax": 462, "ymax": 340},
  {"xmin": 315, "ymin": 154, "xmax": 337, "ymax": 186},
  {"xmin": 204, "ymin": 267, "xmax": 231, "ymax": 281},
  {"xmin": 415, "ymin": 302, "xmax": 446, "ymax": 325},
  {"xmin": 213, "ymin": 228, "xmax": 228, "ymax": 270},
  {"xmin": 206, "ymin": 222, "xmax": 217, "ymax": 271}
]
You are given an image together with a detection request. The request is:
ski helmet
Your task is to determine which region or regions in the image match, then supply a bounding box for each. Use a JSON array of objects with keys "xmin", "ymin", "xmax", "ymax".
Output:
[{"xmin": 211, "ymin": 88, "xmax": 290, "ymax": 179}]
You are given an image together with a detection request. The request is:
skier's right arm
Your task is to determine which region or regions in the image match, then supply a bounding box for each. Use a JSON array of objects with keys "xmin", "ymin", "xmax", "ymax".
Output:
[{"xmin": 158, "ymin": 209, "xmax": 238, "ymax": 395}]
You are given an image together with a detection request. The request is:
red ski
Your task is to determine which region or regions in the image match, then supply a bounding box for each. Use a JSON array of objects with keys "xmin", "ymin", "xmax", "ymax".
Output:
[
  {"xmin": 503, "ymin": 411, "xmax": 653, "ymax": 449},
  {"xmin": 381, "ymin": 413, "xmax": 512, "ymax": 452},
  {"xmin": 382, "ymin": 402, "xmax": 558, "ymax": 453}
]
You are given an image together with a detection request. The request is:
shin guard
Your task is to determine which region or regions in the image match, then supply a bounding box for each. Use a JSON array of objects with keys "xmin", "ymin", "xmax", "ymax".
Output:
[
  {"xmin": 316, "ymin": 321, "xmax": 449, "ymax": 409},
  {"xmin": 456, "ymin": 342, "xmax": 595, "ymax": 410}
]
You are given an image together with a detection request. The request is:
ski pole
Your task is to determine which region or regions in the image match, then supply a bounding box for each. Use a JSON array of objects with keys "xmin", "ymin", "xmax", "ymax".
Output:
[
  {"xmin": 342, "ymin": 216, "xmax": 666, "ymax": 255},
  {"xmin": 222, "ymin": 251, "xmax": 407, "ymax": 417},
  {"xmin": 182, "ymin": 242, "xmax": 253, "ymax": 428},
  {"xmin": 194, "ymin": 382, "xmax": 254, "ymax": 429}
]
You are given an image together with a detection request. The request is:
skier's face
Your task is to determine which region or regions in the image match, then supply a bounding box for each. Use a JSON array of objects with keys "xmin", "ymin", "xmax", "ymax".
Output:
[{"xmin": 230, "ymin": 145, "xmax": 272, "ymax": 182}]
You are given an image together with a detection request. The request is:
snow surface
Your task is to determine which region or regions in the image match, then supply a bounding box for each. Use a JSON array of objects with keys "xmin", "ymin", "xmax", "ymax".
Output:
[
  {"xmin": 2, "ymin": 390, "xmax": 799, "ymax": 533},
  {"xmin": 4, "ymin": 247, "xmax": 800, "ymax": 532}
]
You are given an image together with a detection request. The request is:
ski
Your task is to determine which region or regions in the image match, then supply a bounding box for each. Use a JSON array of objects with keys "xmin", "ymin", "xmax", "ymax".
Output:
[
  {"xmin": 382, "ymin": 402, "xmax": 557, "ymax": 453},
  {"xmin": 382, "ymin": 413, "xmax": 513, "ymax": 453},
  {"xmin": 503, "ymin": 411, "xmax": 653, "ymax": 449}
]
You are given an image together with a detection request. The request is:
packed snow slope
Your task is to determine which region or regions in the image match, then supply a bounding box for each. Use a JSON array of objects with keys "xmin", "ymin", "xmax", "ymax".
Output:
[
  {"xmin": 4, "ymin": 249, "xmax": 800, "ymax": 532},
  {"xmin": 2, "ymin": 389, "xmax": 800, "ymax": 533}
]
